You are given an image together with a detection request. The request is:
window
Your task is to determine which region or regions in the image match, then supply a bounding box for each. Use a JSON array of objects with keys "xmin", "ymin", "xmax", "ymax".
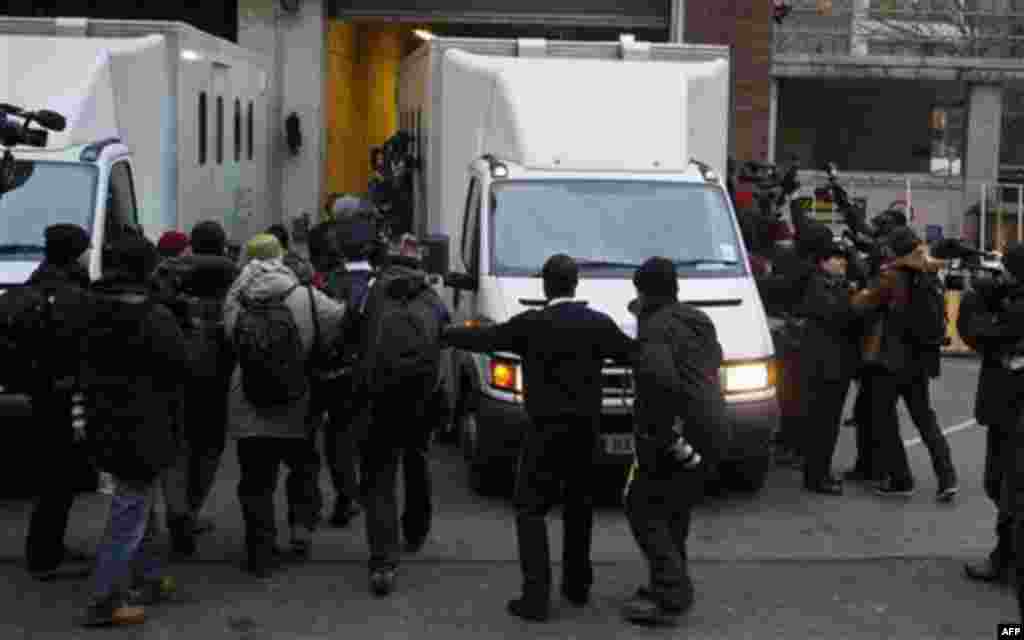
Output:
[
  {"xmin": 198, "ymin": 92, "xmax": 207, "ymax": 165},
  {"xmin": 247, "ymin": 100, "xmax": 254, "ymax": 161},
  {"xmin": 104, "ymin": 161, "xmax": 139, "ymax": 247},
  {"xmin": 461, "ymin": 177, "xmax": 481, "ymax": 273},
  {"xmin": 489, "ymin": 181, "xmax": 745, "ymax": 279},
  {"xmin": 216, "ymin": 96, "xmax": 224, "ymax": 165},
  {"xmin": 0, "ymin": 162, "xmax": 98, "ymax": 260},
  {"xmin": 234, "ymin": 98, "xmax": 241, "ymax": 163}
]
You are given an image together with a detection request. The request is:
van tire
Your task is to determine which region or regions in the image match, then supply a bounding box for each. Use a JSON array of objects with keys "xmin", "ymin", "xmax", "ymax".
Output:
[
  {"xmin": 719, "ymin": 455, "xmax": 769, "ymax": 493},
  {"xmin": 460, "ymin": 410, "xmax": 505, "ymax": 497}
]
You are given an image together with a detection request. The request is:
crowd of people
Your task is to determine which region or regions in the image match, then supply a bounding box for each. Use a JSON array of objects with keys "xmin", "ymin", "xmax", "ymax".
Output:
[{"xmin": 11, "ymin": 192, "xmax": 1024, "ymax": 629}]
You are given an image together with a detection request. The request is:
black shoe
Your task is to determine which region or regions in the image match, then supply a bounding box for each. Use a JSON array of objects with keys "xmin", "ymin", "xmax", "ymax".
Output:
[
  {"xmin": 804, "ymin": 476, "xmax": 843, "ymax": 496},
  {"xmin": 842, "ymin": 467, "xmax": 872, "ymax": 483},
  {"xmin": 506, "ymin": 597, "xmax": 550, "ymax": 622},
  {"xmin": 561, "ymin": 584, "xmax": 590, "ymax": 607},
  {"xmin": 964, "ymin": 559, "xmax": 1009, "ymax": 584},
  {"xmin": 244, "ymin": 553, "xmax": 283, "ymax": 579},
  {"xmin": 874, "ymin": 478, "xmax": 915, "ymax": 498},
  {"xmin": 329, "ymin": 502, "xmax": 362, "ymax": 528},
  {"xmin": 621, "ymin": 592, "xmax": 682, "ymax": 627},
  {"xmin": 936, "ymin": 477, "xmax": 959, "ymax": 503},
  {"xmin": 370, "ymin": 569, "xmax": 396, "ymax": 597},
  {"xmin": 81, "ymin": 595, "xmax": 146, "ymax": 628},
  {"xmin": 169, "ymin": 518, "xmax": 197, "ymax": 558}
]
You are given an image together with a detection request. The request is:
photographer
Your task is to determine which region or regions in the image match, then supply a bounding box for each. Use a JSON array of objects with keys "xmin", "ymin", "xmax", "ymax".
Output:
[
  {"xmin": 866, "ymin": 228, "xmax": 957, "ymax": 500},
  {"xmin": 958, "ymin": 243, "xmax": 1024, "ymax": 585}
]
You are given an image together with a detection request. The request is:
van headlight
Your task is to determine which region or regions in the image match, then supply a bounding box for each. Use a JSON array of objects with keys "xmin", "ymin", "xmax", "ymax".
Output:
[
  {"xmin": 720, "ymin": 359, "xmax": 775, "ymax": 395},
  {"xmin": 489, "ymin": 356, "xmax": 523, "ymax": 394}
]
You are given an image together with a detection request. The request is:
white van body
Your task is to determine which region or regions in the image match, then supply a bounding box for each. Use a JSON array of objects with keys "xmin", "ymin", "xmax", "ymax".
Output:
[
  {"xmin": 0, "ymin": 17, "xmax": 271, "ymax": 287},
  {"xmin": 399, "ymin": 37, "xmax": 779, "ymax": 493}
]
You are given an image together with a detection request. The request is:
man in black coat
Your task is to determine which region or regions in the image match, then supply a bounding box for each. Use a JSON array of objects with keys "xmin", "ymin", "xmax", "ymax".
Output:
[
  {"xmin": 442, "ymin": 254, "xmax": 636, "ymax": 622},
  {"xmin": 23, "ymin": 224, "xmax": 96, "ymax": 581},
  {"xmin": 958, "ymin": 243, "xmax": 1024, "ymax": 584},
  {"xmin": 620, "ymin": 257, "xmax": 726, "ymax": 626},
  {"xmin": 151, "ymin": 221, "xmax": 240, "ymax": 555}
]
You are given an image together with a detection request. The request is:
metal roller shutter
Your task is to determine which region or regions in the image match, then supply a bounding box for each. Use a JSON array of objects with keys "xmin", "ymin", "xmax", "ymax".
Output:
[{"xmin": 329, "ymin": 0, "xmax": 669, "ymax": 29}]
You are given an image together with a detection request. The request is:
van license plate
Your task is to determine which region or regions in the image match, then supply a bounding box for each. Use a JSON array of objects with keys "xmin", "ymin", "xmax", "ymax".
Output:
[{"xmin": 603, "ymin": 434, "xmax": 634, "ymax": 455}]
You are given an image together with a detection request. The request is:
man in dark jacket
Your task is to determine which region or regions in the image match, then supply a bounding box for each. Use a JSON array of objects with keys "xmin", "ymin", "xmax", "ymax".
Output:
[
  {"xmin": 151, "ymin": 221, "xmax": 240, "ymax": 555},
  {"xmin": 868, "ymin": 228, "xmax": 957, "ymax": 499},
  {"xmin": 959, "ymin": 243, "xmax": 1024, "ymax": 584},
  {"xmin": 442, "ymin": 254, "xmax": 636, "ymax": 622},
  {"xmin": 620, "ymin": 257, "xmax": 726, "ymax": 626},
  {"xmin": 79, "ymin": 234, "xmax": 191, "ymax": 627},
  {"xmin": 23, "ymin": 224, "xmax": 96, "ymax": 581}
]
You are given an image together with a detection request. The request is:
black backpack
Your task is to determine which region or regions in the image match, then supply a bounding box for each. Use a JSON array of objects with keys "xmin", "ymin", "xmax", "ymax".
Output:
[
  {"xmin": 0, "ymin": 281, "xmax": 89, "ymax": 393},
  {"xmin": 233, "ymin": 285, "xmax": 309, "ymax": 408},
  {"xmin": 153, "ymin": 257, "xmax": 232, "ymax": 382},
  {"xmin": 361, "ymin": 269, "xmax": 443, "ymax": 393},
  {"xmin": 906, "ymin": 272, "xmax": 947, "ymax": 347}
]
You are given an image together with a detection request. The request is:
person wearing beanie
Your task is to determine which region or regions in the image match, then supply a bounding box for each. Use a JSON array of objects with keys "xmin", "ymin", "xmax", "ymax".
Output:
[
  {"xmin": 156, "ymin": 231, "xmax": 191, "ymax": 260},
  {"xmin": 224, "ymin": 230, "xmax": 346, "ymax": 578},
  {"xmin": 865, "ymin": 226, "xmax": 957, "ymax": 500},
  {"xmin": 442, "ymin": 253, "xmax": 636, "ymax": 621},
  {"xmin": 78, "ymin": 234, "xmax": 191, "ymax": 627},
  {"xmin": 792, "ymin": 236, "xmax": 864, "ymax": 496},
  {"xmin": 150, "ymin": 220, "xmax": 241, "ymax": 556},
  {"xmin": 620, "ymin": 256, "xmax": 726, "ymax": 627},
  {"xmin": 22, "ymin": 224, "xmax": 95, "ymax": 585}
]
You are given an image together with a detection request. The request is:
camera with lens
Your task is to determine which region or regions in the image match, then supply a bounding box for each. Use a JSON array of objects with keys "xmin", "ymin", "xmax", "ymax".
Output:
[{"xmin": 0, "ymin": 104, "xmax": 66, "ymax": 196}]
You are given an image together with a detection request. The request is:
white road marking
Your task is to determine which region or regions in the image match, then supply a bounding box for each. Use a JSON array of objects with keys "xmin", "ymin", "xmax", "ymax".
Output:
[{"xmin": 903, "ymin": 418, "xmax": 978, "ymax": 447}]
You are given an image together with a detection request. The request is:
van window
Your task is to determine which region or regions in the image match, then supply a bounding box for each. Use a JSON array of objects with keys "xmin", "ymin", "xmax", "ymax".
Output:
[
  {"xmin": 198, "ymin": 92, "xmax": 207, "ymax": 166},
  {"xmin": 216, "ymin": 96, "xmax": 224, "ymax": 165},
  {"xmin": 234, "ymin": 99, "xmax": 241, "ymax": 163},
  {"xmin": 104, "ymin": 161, "xmax": 139, "ymax": 246},
  {"xmin": 247, "ymin": 100, "xmax": 254, "ymax": 161},
  {"xmin": 490, "ymin": 180, "xmax": 746, "ymax": 279},
  {"xmin": 460, "ymin": 178, "xmax": 481, "ymax": 273}
]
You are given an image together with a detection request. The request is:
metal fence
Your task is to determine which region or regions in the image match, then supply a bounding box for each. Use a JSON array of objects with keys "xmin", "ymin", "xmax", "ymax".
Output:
[{"xmin": 971, "ymin": 182, "xmax": 1024, "ymax": 250}]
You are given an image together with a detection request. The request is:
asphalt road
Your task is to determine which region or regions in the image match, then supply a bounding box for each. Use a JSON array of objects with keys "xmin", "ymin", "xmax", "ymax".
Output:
[{"xmin": 0, "ymin": 356, "xmax": 1018, "ymax": 638}]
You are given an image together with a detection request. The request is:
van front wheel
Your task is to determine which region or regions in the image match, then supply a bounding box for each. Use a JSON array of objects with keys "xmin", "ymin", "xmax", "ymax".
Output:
[{"xmin": 460, "ymin": 411, "xmax": 504, "ymax": 496}]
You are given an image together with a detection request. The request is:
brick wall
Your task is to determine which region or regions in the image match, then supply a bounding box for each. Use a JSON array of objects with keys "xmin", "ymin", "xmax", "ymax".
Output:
[{"xmin": 685, "ymin": 0, "xmax": 772, "ymax": 162}]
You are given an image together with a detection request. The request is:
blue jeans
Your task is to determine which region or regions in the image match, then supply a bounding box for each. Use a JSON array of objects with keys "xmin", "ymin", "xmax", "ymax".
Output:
[{"xmin": 90, "ymin": 479, "xmax": 162, "ymax": 602}]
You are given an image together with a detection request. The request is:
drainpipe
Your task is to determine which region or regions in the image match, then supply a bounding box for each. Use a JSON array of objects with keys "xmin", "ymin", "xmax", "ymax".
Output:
[{"xmin": 670, "ymin": 0, "xmax": 685, "ymax": 43}]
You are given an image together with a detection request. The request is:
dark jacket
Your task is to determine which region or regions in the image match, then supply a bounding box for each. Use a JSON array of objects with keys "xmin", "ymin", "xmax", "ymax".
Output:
[
  {"xmin": 629, "ymin": 297, "xmax": 726, "ymax": 471},
  {"xmin": 25, "ymin": 261, "xmax": 92, "ymax": 389},
  {"xmin": 81, "ymin": 279, "xmax": 191, "ymax": 482},
  {"xmin": 797, "ymin": 271, "xmax": 863, "ymax": 382},
  {"xmin": 442, "ymin": 300, "xmax": 635, "ymax": 421},
  {"xmin": 958, "ymin": 284, "xmax": 1024, "ymax": 429}
]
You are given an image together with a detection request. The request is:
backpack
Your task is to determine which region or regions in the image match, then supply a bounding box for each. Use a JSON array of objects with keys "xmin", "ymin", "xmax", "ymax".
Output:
[
  {"xmin": 317, "ymin": 267, "xmax": 373, "ymax": 375},
  {"xmin": 0, "ymin": 281, "xmax": 89, "ymax": 393},
  {"xmin": 233, "ymin": 284, "xmax": 309, "ymax": 408},
  {"xmin": 361, "ymin": 269, "xmax": 443, "ymax": 393},
  {"xmin": 153, "ymin": 258, "xmax": 231, "ymax": 382},
  {"xmin": 906, "ymin": 272, "xmax": 947, "ymax": 347}
]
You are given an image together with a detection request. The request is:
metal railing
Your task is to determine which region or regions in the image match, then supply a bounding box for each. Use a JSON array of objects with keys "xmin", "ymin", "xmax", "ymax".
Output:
[{"xmin": 972, "ymin": 182, "xmax": 1024, "ymax": 250}]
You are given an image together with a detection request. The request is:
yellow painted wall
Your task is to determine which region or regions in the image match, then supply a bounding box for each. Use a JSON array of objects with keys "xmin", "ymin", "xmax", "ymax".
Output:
[{"xmin": 323, "ymin": 21, "xmax": 416, "ymax": 214}]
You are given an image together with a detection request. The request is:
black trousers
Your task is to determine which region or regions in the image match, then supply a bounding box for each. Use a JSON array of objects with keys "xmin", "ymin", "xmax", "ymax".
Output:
[
  {"xmin": 982, "ymin": 424, "xmax": 1015, "ymax": 567},
  {"xmin": 802, "ymin": 377, "xmax": 852, "ymax": 484},
  {"xmin": 852, "ymin": 375, "xmax": 879, "ymax": 477},
  {"xmin": 625, "ymin": 465, "xmax": 703, "ymax": 611},
  {"xmin": 236, "ymin": 436, "xmax": 322, "ymax": 564},
  {"xmin": 183, "ymin": 384, "xmax": 230, "ymax": 516},
  {"xmin": 321, "ymin": 376, "xmax": 360, "ymax": 509},
  {"xmin": 513, "ymin": 415, "xmax": 598, "ymax": 603},
  {"xmin": 25, "ymin": 394, "xmax": 93, "ymax": 573},
  {"xmin": 360, "ymin": 394, "xmax": 434, "ymax": 572},
  {"xmin": 873, "ymin": 373, "xmax": 956, "ymax": 487}
]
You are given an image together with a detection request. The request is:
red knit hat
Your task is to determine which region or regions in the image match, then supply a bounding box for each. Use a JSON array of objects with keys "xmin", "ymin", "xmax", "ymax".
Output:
[{"xmin": 157, "ymin": 230, "xmax": 190, "ymax": 256}]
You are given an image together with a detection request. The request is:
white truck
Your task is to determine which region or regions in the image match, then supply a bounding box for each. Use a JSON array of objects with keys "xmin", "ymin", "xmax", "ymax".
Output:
[
  {"xmin": 399, "ymin": 36, "xmax": 780, "ymax": 494},
  {"xmin": 0, "ymin": 17, "xmax": 271, "ymax": 287}
]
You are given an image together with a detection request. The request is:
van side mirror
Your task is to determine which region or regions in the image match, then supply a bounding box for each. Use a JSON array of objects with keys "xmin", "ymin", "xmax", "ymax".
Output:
[{"xmin": 445, "ymin": 272, "xmax": 478, "ymax": 291}]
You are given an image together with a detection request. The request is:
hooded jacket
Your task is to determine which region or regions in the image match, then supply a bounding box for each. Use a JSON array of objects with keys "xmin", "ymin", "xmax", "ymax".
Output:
[
  {"xmin": 628, "ymin": 297, "xmax": 726, "ymax": 473},
  {"xmin": 224, "ymin": 258, "xmax": 346, "ymax": 439},
  {"xmin": 81, "ymin": 277, "xmax": 190, "ymax": 482}
]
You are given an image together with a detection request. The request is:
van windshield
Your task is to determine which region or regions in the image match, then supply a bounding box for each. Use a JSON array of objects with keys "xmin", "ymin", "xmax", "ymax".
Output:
[
  {"xmin": 489, "ymin": 180, "xmax": 747, "ymax": 278},
  {"xmin": 0, "ymin": 161, "xmax": 98, "ymax": 261}
]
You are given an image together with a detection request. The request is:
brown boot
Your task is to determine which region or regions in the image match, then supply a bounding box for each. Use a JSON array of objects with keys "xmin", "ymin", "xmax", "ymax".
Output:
[{"xmin": 81, "ymin": 595, "xmax": 145, "ymax": 627}]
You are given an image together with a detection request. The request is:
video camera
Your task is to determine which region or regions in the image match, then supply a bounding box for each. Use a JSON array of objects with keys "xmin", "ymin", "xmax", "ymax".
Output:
[
  {"xmin": 0, "ymin": 104, "xmax": 66, "ymax": 196},
  {"xmin": 737, "ymin": 159, "xmax": 801, "ymax": 219},
  {"xmin": 931, "ymin": 238, "xmax": 1005, "ymax": 291}
]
